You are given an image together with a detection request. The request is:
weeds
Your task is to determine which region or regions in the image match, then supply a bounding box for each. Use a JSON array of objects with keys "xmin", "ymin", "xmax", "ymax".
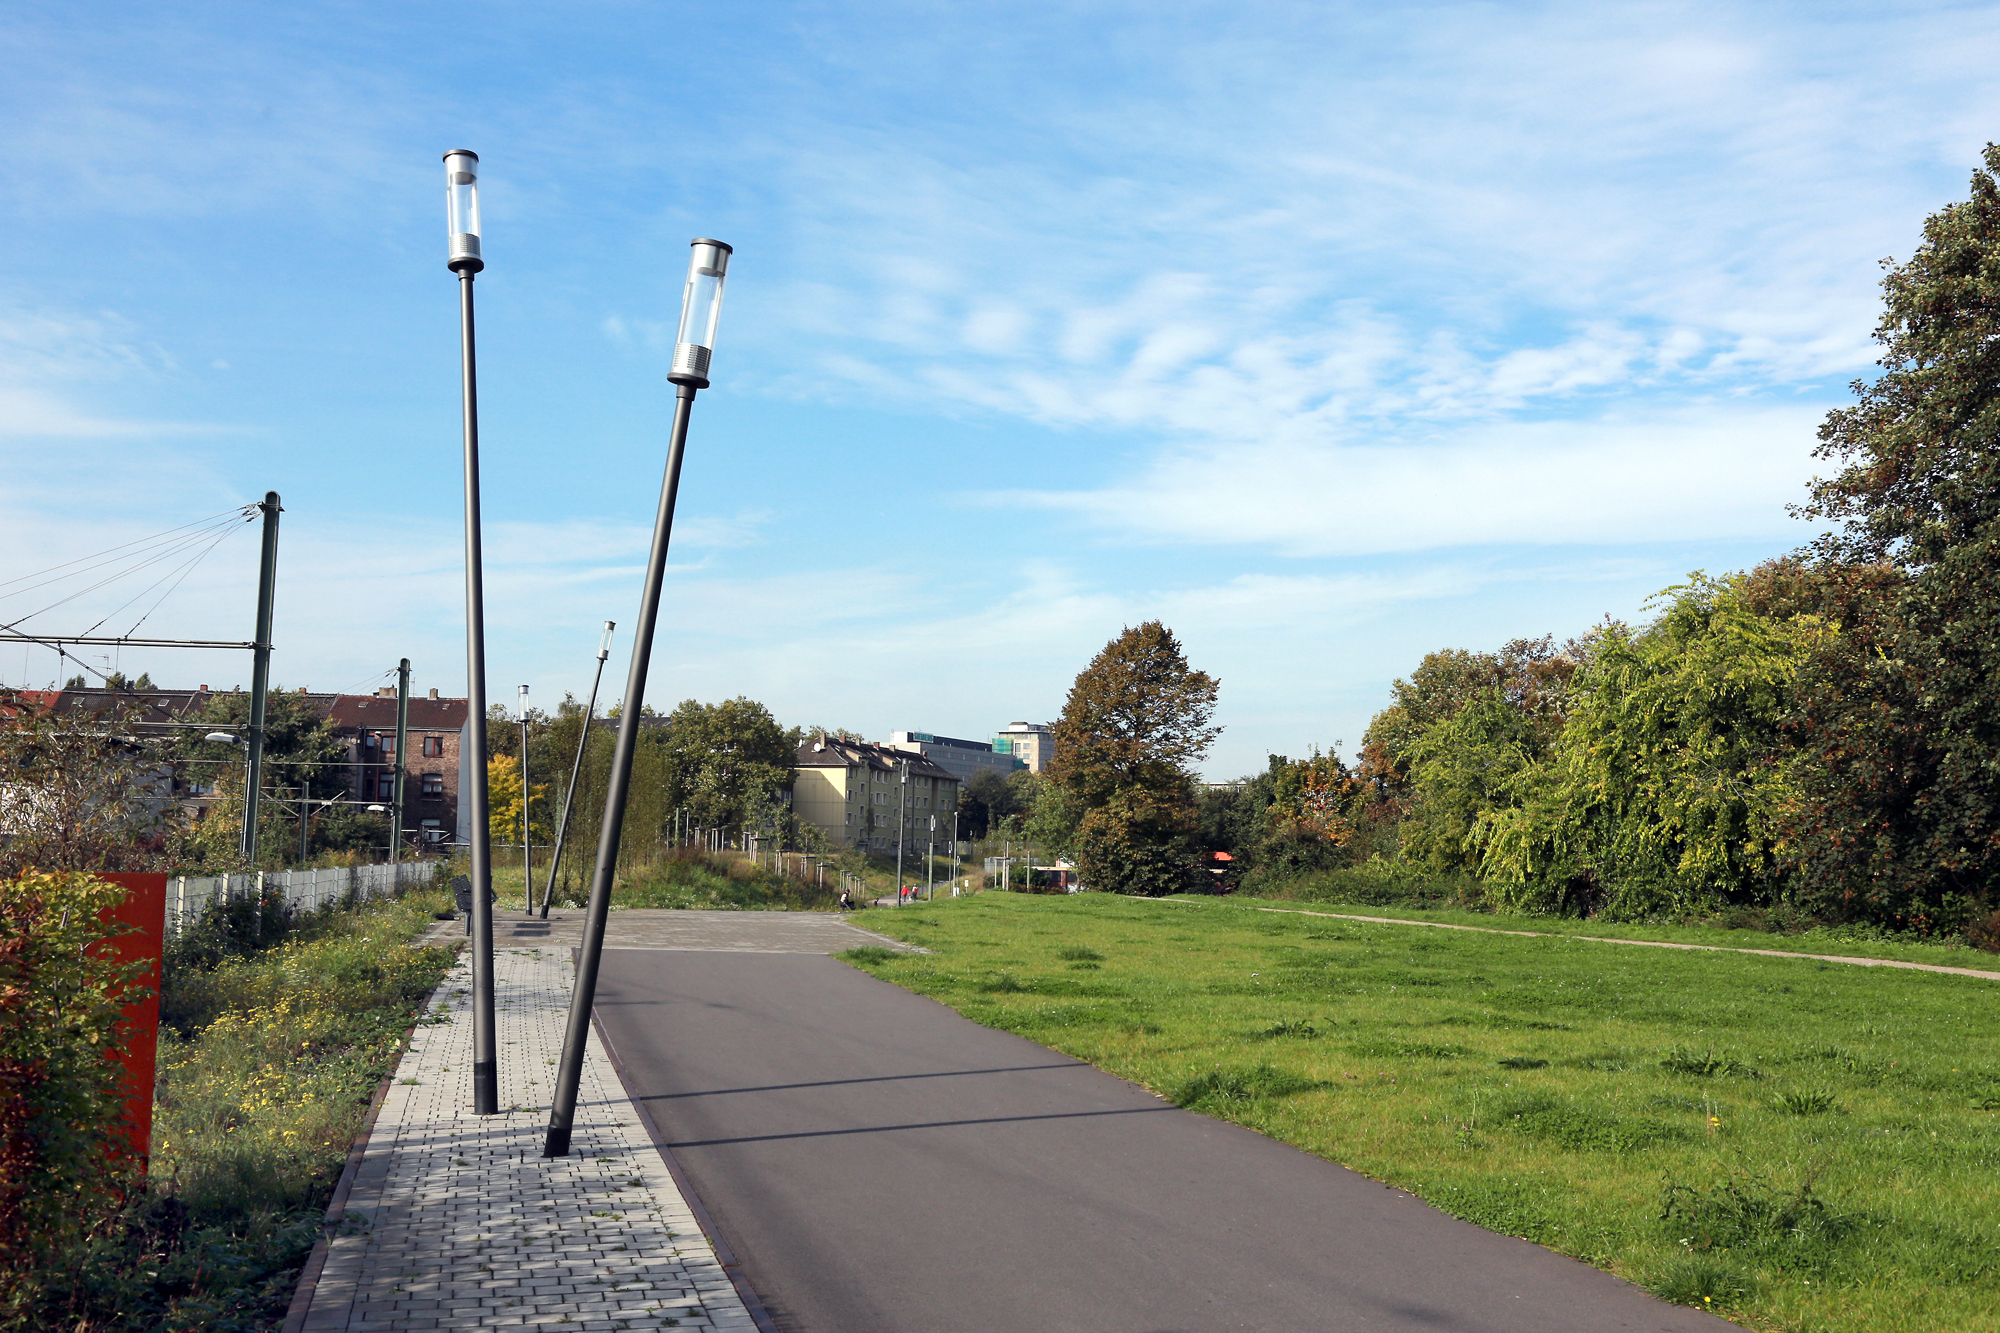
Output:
[
  {"xmin": 1660, "ymin": 1047, "xmax": 1761, "ymax": 1079},
  {"xmin": 1772, "ymin": 1088, "xmax": 1841, "ymax": 1115},
  {"xmin": 1258, "ymin": 1018, "xmax": 1319, "ymax": 1039},
  {"xmin": 1172, "ymin": 1063, "xmax": 1321, "ymax": 1109},
  {"xmin": 840, "ymin": 946, "xmax": 899, "ymax": 966},
  {"xmin": 1659, "ymin": 1162, "xmax": 1860, "ymax": 1273}
]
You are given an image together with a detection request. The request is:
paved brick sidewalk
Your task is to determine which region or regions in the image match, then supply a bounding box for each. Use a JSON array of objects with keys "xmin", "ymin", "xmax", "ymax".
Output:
[{"xmin": 297, "ymin": 947, "xmax": 756, "ymax": 1332}]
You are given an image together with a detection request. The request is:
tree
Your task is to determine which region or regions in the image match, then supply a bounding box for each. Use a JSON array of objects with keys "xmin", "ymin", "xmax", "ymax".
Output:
[
  {"xmin": 1786, "ymin": 144, "xmax": 2000, "ymax": 930},
  {"xmin": 173, "ymin": 686, "xmax": 348, "ymax": 868},
  {"xmin": 653, "ymin": 698, "xmax": 795, "ymax": 837},
  {"xmin": 1047, "ymin": 622, "xmax": 1220, "ymax": 895},
  {"xmin": 487, "ymin": 754, "xmax": 549, "ymax": 846},
  {"xmin": 958, "ymin": 768, "xmax": 1041, "ymax": 839},
  {"xmin": 0, "ymin": 693, "xmax": 171, "ymax": 878},
  {"xmin": 1472, "ymin": 575, "xmax": 1816, "ymax": 918}
]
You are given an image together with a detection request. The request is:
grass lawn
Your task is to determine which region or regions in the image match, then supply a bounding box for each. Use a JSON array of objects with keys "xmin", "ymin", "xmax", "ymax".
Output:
[
  {"xmin": 1241, "ymin": 893, "xmax": 2000, "ymax": 971},
  {"xmin": 850, "ymin": 891, "xmax": 2000, "ymax": 1333}
]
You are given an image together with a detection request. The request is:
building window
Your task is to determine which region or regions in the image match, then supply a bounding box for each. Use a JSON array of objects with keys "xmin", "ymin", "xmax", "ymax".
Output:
[
  {"xmin": 423, "ymin": 735, "xmax": 445, "ymax": 757},
  {"xmin": 422, "ymin": 774, "xmax": 445, "ymax": 797},
  {"xmin": 844, "ymin": 812, "xmax": 853, "ymax": 826}
]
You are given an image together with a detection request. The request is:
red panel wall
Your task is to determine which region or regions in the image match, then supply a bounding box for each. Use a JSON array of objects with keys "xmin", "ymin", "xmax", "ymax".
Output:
[{"xmin": 94, "ymin": 872, "xmax": 167, "ymax": 1166}]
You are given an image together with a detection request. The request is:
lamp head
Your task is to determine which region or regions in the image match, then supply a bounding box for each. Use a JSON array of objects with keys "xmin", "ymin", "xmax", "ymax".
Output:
[
  {"xmin": 668, "ymin": 238, "xmax": 732, "ymax": 388},
  {"xmin": 598, "ymin": 619, "xmax": 615, "ymax": 661},
  {"xmin": 443, "ymin": 150, "xmax": 483, "ymax": 273},
  {"xmin": 204, "ymin": 732, "xmax": 242, "ymax": 746}
]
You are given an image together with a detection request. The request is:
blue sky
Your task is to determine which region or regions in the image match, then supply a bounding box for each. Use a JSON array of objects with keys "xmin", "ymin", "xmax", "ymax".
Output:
[{"xmin": 2, "ymin": 1, "xmax": 1996, "ymax": 777}]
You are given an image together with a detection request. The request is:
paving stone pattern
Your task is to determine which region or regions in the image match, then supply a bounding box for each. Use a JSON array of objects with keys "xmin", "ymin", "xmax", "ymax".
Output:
[{"xmin": 300, "ymin": 947, "xmax": 756, "ymax": 1332}]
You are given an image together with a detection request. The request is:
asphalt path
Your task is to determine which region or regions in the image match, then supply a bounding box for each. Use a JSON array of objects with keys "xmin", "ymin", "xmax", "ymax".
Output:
[{"xmin": 595, "ymin": 948, "xmax": 1737, "ymax": 1333}]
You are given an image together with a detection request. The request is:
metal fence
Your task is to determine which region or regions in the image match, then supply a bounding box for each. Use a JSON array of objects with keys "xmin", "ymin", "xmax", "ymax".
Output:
[{"xmin": 166, "ymin": 860, "xmax": 439, "ymax": 936}]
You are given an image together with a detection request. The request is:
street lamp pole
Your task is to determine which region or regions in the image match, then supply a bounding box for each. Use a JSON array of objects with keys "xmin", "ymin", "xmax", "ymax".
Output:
[
  {"xmin": 545, "ymin": 238, "xmax": 731, "ymax": 1159},
  {"xmin": 894, "ymin": 759, "xmax": 907, "ymax": 905},
  {"xmin": 926, "ymin": 814, "xmax": 936, "ymax": 901},
  {"xmin": 519, "ymin": 684, "xmax": 533, "ymax": 912},
  {"xmin": 445, "ymin": 148, "xmax": 499, "ymax": 1116},
  {"xmin": 540, "ymin": 621, "xmax": 614, "ymax": 917},
  {"xmin": 392, "ymin": 658, "xmax": 410, "ymax": 879}
]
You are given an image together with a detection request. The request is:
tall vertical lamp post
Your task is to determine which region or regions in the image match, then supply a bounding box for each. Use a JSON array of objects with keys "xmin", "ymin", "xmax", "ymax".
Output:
[
  {"xmin": 545, "ymin": 238, "xmax": 731, "ymax": 1158},
  {"xmin": 894, "ymin": 759, "xmax": 907, "ymax": 905},
  {"xmin": 445, "ymin": 148, "xmax": 499, "ymax": 1115},
  {"xmin": 392, "ymin": 658, "xmax": 410, "ymax": 878},
  {"xmin": 540, "ymin": 620, "xmax": 615, "ymax": 917},
  {"xmin": 519, "ymin": 684, "xmax": 533, "ymax": 911}
]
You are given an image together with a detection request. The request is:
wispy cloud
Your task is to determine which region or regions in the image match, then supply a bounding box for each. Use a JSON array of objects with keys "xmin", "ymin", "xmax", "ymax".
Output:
[{"xmin": 995, "ymin": 405, "xmax": 1827, "ymax": 556}]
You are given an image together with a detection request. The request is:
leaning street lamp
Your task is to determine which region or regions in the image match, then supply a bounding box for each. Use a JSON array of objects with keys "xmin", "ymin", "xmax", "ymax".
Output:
[
  {"xmin": 445, "ymin": 148, "xmax": 499, "ymax": 1116},
  {"xmin": 545, "ymin": 238, "xmax": 732, "ymax": 1158},
  {"xmin": 539, "ymin": 620, "xmax": 616, "ymax": 918}
]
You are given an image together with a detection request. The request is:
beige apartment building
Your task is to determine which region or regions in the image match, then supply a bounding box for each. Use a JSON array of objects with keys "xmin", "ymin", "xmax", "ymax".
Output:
[{"xmin": 793, "ymin": 735, "xmax": 962, "ymax": 855}]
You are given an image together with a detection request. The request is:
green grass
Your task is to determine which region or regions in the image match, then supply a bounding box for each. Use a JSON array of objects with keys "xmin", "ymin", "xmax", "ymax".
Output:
[
  {"xmin": 1240, "ymin": 893, "xmax": 2000, "ymax": 970},
  {"xmin": 11, "ymin": 887, "xmax": 457, "ymax": 1332},
  {"xmin": 849, "ymin": 892, "xmax": 2000, "ymax": 1333}
]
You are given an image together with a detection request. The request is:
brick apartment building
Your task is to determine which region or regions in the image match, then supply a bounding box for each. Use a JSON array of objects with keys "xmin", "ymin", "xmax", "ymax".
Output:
[
  {"xmin": 25, "ymin": 683, "xmax": 472, "ymax": 848},
  {"xmin": 324, "ymin": 689, "xmax": 471, "ymax": 846}
]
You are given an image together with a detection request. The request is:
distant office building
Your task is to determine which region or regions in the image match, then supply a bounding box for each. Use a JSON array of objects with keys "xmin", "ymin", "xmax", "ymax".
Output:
[
  {"xmin": 794, "ymin": 736, "xmax": 963, "ymax": 854},
  {"xmin": 886, "ymin": 730, "xmax": 1023, "ymax": 784},
  {"xmin": 993, "ymin": 721, "xmax": 1055, "ymax": 773}
]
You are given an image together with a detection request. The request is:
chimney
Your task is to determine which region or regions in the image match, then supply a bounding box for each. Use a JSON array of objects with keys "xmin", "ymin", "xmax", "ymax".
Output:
[
  {"xmin": 377, "ymin": 686, "xmax": 395, "ymax": 698},
  {"xmin": 428, "ymin": 688, "xmax": 439, "ymax": 700}
]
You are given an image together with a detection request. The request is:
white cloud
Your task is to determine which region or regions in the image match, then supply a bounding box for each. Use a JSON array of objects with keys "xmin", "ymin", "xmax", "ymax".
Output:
[{"xmin": 997, "ymin": 406, "xmax": 1826, "ymax": 556}]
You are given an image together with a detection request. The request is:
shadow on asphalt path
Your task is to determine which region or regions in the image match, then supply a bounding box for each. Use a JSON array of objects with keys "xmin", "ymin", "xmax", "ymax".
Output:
[{"xmin": 595, "ymin": 950, "xmax": 1738, "ymax": 1333}]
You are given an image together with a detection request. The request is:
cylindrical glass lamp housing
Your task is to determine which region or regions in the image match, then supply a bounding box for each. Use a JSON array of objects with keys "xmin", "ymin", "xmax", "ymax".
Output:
[
  {"xmin": 444, "ymin": 150, "xmax": 483, "ymax": 272},
  {"xmin": 669, "ymin": 238, "xmax": 732, "ymax": 387},
  {"xmin": 597, "ymin": 620, "xmax": 615, "ymax": 660},
  {"xmin": 518, "ymin": 683, "xmax": 530, "ymax": 720}
]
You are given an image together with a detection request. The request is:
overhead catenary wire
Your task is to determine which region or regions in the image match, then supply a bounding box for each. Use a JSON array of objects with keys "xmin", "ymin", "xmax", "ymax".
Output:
[
  {"xmin": 0, "ymin": 506, "xmax": 253, "ymax": 599},
  {"xmin": 0, "ymin": 509, "xmax": 254, "ymax": 621}
]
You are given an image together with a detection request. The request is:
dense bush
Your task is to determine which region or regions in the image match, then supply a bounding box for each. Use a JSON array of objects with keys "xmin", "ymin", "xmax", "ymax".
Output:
[
  {"xmin": 3, "ymin": 882, "xmax": 454, "ymax": 1332},
  {"xmin": 0, "ymin": 872, "xmax": 147, "ymax": 1301}
]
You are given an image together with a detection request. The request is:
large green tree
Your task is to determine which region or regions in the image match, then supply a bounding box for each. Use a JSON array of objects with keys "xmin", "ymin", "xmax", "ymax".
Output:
[
  {"xmin": 653, "ymin": 697, "xmax": 796, "ymax": 836},
  {"xmin": 1473, "ymin": 575, "xmax": 1814, "ymax": 918},
  {"xmin": 1046, "ymin": 622, "xmax": 1219, "ymax": 895},
  {"xmin": 1787, "ymin": 143, "xmax": 2000, "ymax": 929}
]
